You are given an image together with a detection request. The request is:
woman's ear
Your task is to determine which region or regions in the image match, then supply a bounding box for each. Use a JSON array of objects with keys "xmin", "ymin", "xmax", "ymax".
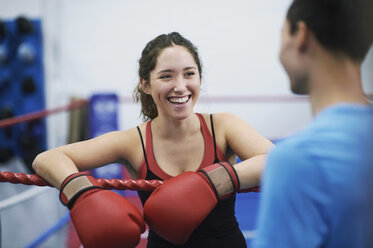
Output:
[{"xmin": 140, "ymin": 78, "xmax": 150, "ymax": 94}]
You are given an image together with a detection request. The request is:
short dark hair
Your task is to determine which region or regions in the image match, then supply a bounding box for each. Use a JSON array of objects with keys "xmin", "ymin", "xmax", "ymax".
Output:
[
  {"xmin": 286, "ymin": 0, "xmax": 373, "ymax": 62},
  {"xmin": 133, "ymin": 32, "xmax": 202, "ymax": 121}
]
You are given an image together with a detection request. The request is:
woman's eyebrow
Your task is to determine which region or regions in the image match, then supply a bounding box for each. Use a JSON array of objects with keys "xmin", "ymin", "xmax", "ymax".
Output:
[
  {"xmin": 183, "ymin": 66, "xmax": 197, "ymax": 71},
  {"xmin": 157, "ymin": 66, "xmax": 196, "ymax": 75},
  {"xmin": 157, "ymin": 69, "xmax": 174, "ymax": 75}
]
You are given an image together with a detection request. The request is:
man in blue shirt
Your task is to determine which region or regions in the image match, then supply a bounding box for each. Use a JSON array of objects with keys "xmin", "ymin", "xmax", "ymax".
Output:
[{"xmin": 253, "ymin": 0, "xmax": 373, "ymax": 247}]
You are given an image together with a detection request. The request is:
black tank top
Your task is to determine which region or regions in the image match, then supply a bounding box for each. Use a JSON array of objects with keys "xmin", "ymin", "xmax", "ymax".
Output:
[{"xmin": 136, "ymin": 114, "xmax": 247, "ymax": 248}]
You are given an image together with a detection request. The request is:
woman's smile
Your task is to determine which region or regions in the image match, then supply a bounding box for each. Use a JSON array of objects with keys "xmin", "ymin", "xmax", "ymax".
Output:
[{"xmin": 167, "ymin": 95, "xmax": 191, "ymax": 105}]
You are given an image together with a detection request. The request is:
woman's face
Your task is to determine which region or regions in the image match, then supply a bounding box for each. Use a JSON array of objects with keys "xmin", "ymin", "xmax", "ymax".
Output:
[{"xmin": 144, "ymin": 45, "xmax": 201, "ymax": 120}]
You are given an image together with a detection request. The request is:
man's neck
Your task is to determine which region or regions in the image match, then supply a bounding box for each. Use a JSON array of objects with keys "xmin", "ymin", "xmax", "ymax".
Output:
[{"xmin": 308, "ymin": 54, "xmax": 369, "ymax": 116}]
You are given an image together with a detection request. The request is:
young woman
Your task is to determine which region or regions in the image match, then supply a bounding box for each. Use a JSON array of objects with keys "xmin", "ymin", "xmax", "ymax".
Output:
[{"xmin": 33, "ymin": 32, "xmax": 274, "ymax": 248}]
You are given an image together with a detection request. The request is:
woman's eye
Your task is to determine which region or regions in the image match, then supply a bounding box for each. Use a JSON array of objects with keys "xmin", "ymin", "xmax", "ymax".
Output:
[
  {"xmin": 160, "ymin": 74, "xmax": 171, "ymax": 79},
  {"xmin": 185, "ymin": 71, "xmax": 195, "ymax": 77}
]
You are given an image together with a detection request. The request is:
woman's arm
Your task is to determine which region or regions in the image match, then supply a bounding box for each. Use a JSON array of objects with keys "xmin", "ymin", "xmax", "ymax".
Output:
[
  {"xmin": 32, "ymin": 128, "xmax": 140, "ymax": 188},
  {"xmin": 214, "ymin": 112, "xmax": 274, "ymax": 189}
]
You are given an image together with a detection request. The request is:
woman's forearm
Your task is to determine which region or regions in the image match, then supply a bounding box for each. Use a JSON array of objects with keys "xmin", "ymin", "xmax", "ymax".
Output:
[
  {"xmin": 234, "ymin": 154, "xmax": 268, "ymax": 189},
  {"xmin": 32, "ymin": 149, "xmax": 79, "ymax": 189}
]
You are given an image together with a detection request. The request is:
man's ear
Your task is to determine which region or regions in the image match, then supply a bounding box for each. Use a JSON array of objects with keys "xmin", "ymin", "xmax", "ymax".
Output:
[
  {"xmin": 140, "ymin": 78, "xmax": 150, "ymax": 94},
  {"xmin": 295, "ymin": 21, "xmax": 309, "ymax": 53}
]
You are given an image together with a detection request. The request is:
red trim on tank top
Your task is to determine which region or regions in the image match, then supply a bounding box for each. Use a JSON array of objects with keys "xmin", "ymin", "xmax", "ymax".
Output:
[
  {"xmin": 137, "ymin": 159, "xmax": 147, "ymax": 179},
  {"xmin": 137, "ymin": 113, "xmax": 227, "ymax": 180}
]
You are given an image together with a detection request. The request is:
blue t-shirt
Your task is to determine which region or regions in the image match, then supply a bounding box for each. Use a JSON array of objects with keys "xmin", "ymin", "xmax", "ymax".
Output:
[{"xmin": 253, "ymin": 103, "xmax": 373, "ymax": 248}]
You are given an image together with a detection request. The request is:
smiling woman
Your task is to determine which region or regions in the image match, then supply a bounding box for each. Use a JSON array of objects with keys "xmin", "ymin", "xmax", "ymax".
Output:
[
  {"xmin": 134, "ymin": 32, "xmax": 203, "ymax": 121},
  {"xmin": 139, "ymin": 45, "xmax": 200, "ymax": 120},
  {"xmin": 32, "ymin": 31, "xmax": 274, "ymax": 248}
]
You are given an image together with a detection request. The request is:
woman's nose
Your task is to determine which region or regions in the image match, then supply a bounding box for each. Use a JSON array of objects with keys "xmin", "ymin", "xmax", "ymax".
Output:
[{"xmin": 173, "ymin": 76, "xmax": 187, "ymax": 92}]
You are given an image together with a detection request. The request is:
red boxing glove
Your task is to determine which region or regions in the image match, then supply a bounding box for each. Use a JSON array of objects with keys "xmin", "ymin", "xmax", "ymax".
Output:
[
  {"xmin": 59, "ymin": 172, "xmax": 145, "ymax": 248},
  {"xmin": 143, "ymin": 162, "xmax": 259, "ymax": 245}
]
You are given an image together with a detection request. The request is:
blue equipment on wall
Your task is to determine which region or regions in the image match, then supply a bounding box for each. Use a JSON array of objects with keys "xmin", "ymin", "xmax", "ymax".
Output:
[
  {"xmin": 88, "ymin": 93, "xmax": 128, "ymax": 195},
  {"xmin": 0, "ymin": 16, "xmax": 46, "ymax": 172}
]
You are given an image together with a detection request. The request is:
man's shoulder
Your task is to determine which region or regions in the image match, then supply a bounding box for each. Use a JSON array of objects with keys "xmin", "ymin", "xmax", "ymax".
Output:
[
  {"xmin": 274, "ymin": 115, "xmax": 336, "ymax": 154},
  {"xmin": 266, "ymin": 131, "xmax": 321, "ymax": 176},
  {"xmin": 273, "ymin": 131, "xmax": 315, "ymax": 154}
]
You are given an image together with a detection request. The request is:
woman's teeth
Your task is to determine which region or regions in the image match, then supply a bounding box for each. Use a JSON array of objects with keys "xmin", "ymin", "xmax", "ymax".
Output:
[{"xmin": 169, "ymin": 96, "xmax": 189, "ymax": 104}]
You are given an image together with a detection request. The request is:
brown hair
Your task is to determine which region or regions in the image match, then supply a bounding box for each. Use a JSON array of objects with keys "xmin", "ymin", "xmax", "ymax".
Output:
[
  {"xmin": 287, "ymin": 0, "xmax": 373, "ymax": 62},
  {"xmin": 133, "ymin": 32, "xmax": 202, "ymax": 121}
]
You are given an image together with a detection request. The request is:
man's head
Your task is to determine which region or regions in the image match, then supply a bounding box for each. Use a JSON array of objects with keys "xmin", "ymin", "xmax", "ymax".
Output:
[{"xmin": 280, "ymin": 0, "xmax": 373, "ymax": 94}]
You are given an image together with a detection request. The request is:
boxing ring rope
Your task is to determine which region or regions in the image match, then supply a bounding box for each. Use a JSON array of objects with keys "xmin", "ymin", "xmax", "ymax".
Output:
[
  {"xmin": 0, "ymin": 187, "xmax": 49, "ymax": 211},
  {"xmin": 121, "ymin": 94, "xmax": 373, "ymax": 103},
  {"xmin": 0, "ymin": 171, "xmax": 163, "ymax": 191},
  {"xmin": 121, "ymin": 94, "xmax": 311, "ymax": 103},
  {"xmin": 1, "ymin": 94, "xmax": 372, "ymax": 129},
  {"xmin": 0, "ymin": 97, "xmax": 160, "ymax": 247},
  {"xmin": 0, "ymin": 171, "xmax": 163, "ymax": 248},
  {"xmin": 0, "ymin": 186, "xmax": 61, "ymax": 248},
  {"xmin": 25, "ymin": 211, "xmax": 70, "ymax": 248},
  {"xmin": 0, "ymin": 95, "xmax": 307, "ymax": 129},
  {"xmin": 0, "ymin": 99, "xmax": 88, "ymax": 128}
]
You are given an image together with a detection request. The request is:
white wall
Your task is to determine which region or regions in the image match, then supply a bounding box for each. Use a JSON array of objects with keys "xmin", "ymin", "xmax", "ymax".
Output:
[
  {"xmin": 47, "ymin": 0, "xmax": 310, "ymax": 146},
  {"xmin": 362, "ymin": 46, "xmax": 373, "ymax": 93}
]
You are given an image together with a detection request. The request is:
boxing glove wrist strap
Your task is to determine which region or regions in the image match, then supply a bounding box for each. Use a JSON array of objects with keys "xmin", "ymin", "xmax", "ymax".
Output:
[
  {"xmin": 199, "ymin": 162, "xmax": 240, "ymax": 200},
  {"xmin": 199, "ymin": 162, "xmax": 260, "ymax": 199},
  {"xmin": 59, "ymin": 172, "xmax": 103, "ymax": 209}
]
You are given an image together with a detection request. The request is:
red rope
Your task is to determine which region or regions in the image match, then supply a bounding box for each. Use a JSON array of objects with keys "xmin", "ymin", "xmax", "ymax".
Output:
[
  {"xmin": 0, "ymin": 171, "xmax": 162, "ymax": 191},
  {"xmin": 1, "ymin": 94, "xmax": 372, "ymax": 129},
  {"xmin": 0, "ymin": 99, "xmax": 88, "ymax": 128}
]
